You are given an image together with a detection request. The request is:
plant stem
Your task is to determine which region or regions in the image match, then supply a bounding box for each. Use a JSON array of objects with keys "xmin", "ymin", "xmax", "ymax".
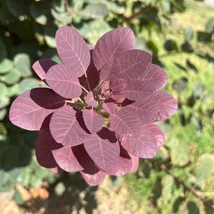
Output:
[
  {"xmin": 160, "ymin": 164, "xmax": 214, "ymax": 210},
  {"xmin": 81, "ymin": 85, "xmax": 89, "ymax": 94},
  {"xmin": 120, "ymin": 5, "xmax": 151, "ymax": 26}
]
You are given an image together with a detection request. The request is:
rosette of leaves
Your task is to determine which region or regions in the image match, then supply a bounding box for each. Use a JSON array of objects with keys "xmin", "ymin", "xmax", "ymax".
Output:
[{"xmin": 9, "ymin": 26, "xmax": 177, "ymax": 186}]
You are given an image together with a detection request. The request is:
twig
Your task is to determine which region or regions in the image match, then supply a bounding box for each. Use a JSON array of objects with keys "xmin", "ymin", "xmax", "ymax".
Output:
[
  {"xmin": 160, "ymin": 164, "xmax": 214, "ymax": 210},
  {"xmin": 120, "ymin": 5, "xmax": 151, "ymax": 26}
]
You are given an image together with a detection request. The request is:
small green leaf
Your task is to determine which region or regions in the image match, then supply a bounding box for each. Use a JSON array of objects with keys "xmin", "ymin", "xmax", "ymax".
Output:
[
  {"xmin": 17, "ymin": 168, "xmax": 31, "ymax": 187},
  {"xmin": 14, "ymin": 53, "xmax": 32, "ymax": 77},
  {"xmin": 205, "ymin": 18, "xmax": 214, "ymax": 33},
  {"xmin": 146, "ymin": 40, "xmax": 159, "ymax": 54},
  {"xmin": 53, "ymin": 0, "xmax": 66, "ymax": 13},
  {"xmin": 0, "ymin": 82, "xmax": 7, "ymax": 97},
  {"xmin": 13, "ymin": 188, "xmax": 24, "ymax": 205},
  {"xmin": 173, "ymin": 77, "xmax": 188, "ymax": 92},
  {"xmin": 51, "ymin": 9, "xmax": 72, "ymax": 26},
  {"xmin": 75, "ymin": 19, "xmax": 112, "ymax": 44},
  {"xmin": 19, "ymin": 78, "xmax": 40, "ymax": 94},
  {"xmin": 30, "ymin": 1, "xmax": 52, "ymax": 25},
  {"xmin": 0, "ymin": 96, "xmax": 10, "ymax": 108},
  {"xmin": 6, "ymin": 84, "xmax": 19, "ymax": 97},
  {"xmin": 162, "ymin": 175, "xmax": 174, "ymax": 202},
  {"xmin": 0, "ymin": 58, "xmax": 14, "ymax": 74},
  {"xmin": 194, "ymin": 154, "xmax": 214, "ymax": 182},
  {"xmin": 184, "ymin": 26, "xmax": 194, "ymax": 41},
  {"xmin": 1, "ymin": 68, "xmax": 21, "ymax": 85},
  {"xmin": 168, "ymin": 139, "xmax": 191, "ymax": 167},
  {"xmin": 197, "ymin": 31, "xmax": 212, "ymax": 42},
  {"xmin": 164, "ymin": 39, "xmax": 179, "ymax": 52},
  {"xmin": 44, "ymin": 24, "xmax": 57, "ymax": 48},
  {"xmin": 0, "ymin": 109, "xmax": 7, "ymax": 121},
  {"xmin": 107, "ymin": 1, "xmax": 125, "ymax": 14},
  {"xmin": 30, "ymin": 175, "xmax": 43, "ymax": 188},
  {"xmin": 54, "ymin": 182, "xmax": 66, "ymax": 196},
  {"xmin": 181, "ymin": 41, "xmax": 193, "ymax": 53},
  {"xmin": 81, "ymin": 3, "xmax": 108, "ymax": 19}
]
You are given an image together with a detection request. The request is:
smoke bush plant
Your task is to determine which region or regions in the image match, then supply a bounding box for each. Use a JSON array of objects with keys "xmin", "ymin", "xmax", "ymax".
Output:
[{"xmin": 9, "ymin": 26, "xmax": 177, "ymax": 186}]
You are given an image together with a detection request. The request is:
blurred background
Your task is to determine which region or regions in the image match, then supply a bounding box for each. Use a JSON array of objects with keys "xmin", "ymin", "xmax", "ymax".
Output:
[{"xmin": 0, "ymin": 0, "xmax": 214, "ymax": 213}]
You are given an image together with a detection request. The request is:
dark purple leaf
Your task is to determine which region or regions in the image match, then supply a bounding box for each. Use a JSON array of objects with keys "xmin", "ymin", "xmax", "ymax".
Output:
[
  {"xmin": 72, "ymin": 144, "xmax": 99, "ymax": 174},
  {"xmin": 109, "ymin": 108, "xmax": 142, "ymax": 136},
  {"xmin": 80, "ymin": 170, "xmax": 107, "ymax": 186},
  {"xmin": 93, "ymin": 28, "xmax": 135, "ymax": 70},
  {"xmin": 85, "ymin": 91, "xmax": 97, "ymax": 107},
  {"xmin": 100, "ymin": 49, "xmax": 152, "ymax": 81},
  {"xmin": 128, "ymin": 154, "xmax": 139, "ymax": 173},
  {"xmin": 105, "ymin": 146, "xmax": 132, "ymax": 176},
  {"xmin": 56, "ymin": 26, "xmax": 90, "ymax": 76},
  {"xmin": 102, "ymin": 102, "xmax": 117, "ymax": 114},
  {"xmin": 82, "ymin": 109, "xmax": 103, "ymax": 133},
  {"xmin": 52, "ymin": 146, "xmax": 84, "ymax": 172},
  {"xmin": 35, "ymin": 114, "xmax": 60, "ymax": 168},
  {"xmin": 50, "ymin": 105, "xmax": 89, "ymax": 146},
  {"xmin": 121, "ymin": 125, "xmax": 157, "ymax": 158},
  {"xmin": 83, "ymin": 128, "xmax": 120, "ymax": 171},
  {"xmin": 125, "ymin": 91, "xmax": 178, "ymax": 124},
  {"xmin": 9, "ymin": 88, "xmax": 65, "ymax": 130},
  {"xmin": 123, "ymin": 64, "xmax": 168, "ymax": 100},
  {"xmin": 46, "ymin": 64, "xmax": 82, "ymax": 99},
  {"xmin": 146, "ymin": 124, "xmax": 165, "ymax": 148},
  {"xmin": 32, "ymin": 59, "xmax": 56, "ymax": 80}
]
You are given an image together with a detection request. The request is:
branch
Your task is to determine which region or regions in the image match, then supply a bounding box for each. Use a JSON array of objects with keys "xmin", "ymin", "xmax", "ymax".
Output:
[
  {"xmin": 160, "ymin": 164, "xmax": 214, "ymax": 211},
  {"xmin": 119, "ymin": 5, "xmax": 151, "ymax": 26}
]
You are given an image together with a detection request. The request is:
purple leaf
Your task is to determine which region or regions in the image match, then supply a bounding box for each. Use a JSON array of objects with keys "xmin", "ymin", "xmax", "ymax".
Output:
[
  {"xmin": 50, "ymin": 105, "xmax": 89, "ymax": 146},
  {"xmin": 46, "ymin": 64, "xmax": 82, "ymax": 99},
  {"xmin": 138, "ymin": 64, "xmax": 168, "ymax": 87},
  {"xmin": 93, "ymin": 28, "xmax": 135, "ymax": 70},
  {"xmin": 83, "ymin": 128, "xmax": 120, "ymax": 171},
  {"xmin": 79, "ymin": 49, "xmax": 99, "ymax": 91},
  {"xmin": 32, "ymin": 59, "xmax": 56, "ymax": 80},
  {"xmin": 123, "ymin": 64, "xmax": 168, "ymax": 100},
  {"xmin": 80, "ymin": 170, "xmax": 107, "ymax": 186},
  {"xmin": 146, "ymin": 124, "xmax": 165, "ymax": 148},
  {"xmin": 105, "ymin": 146, "xmax": 132, "ymax": 176},
  {"xmin": 102, "ymin": 102, "xmax": 117, "ymax": 114},
  {"xmin": 128, "ymin": 154, "xmax": 139, "ymax": 173},
  {"xmin": 52, "ymin": 146, "xmax": 84, "ymax": 172},
  {"xmin": 109, "ymin": 108, "xmax": 142, "ymax": 136},
  {"xmin": 85, "ymin": 92, "xmax": 97, "ymax": 107},
  {"xmin": 56, "ymin": 26, "xmax": 90, "ymax": 76},
  {"xmin": 110, "ymin": 79, "xmax": 126, "ymax": 92},
  {"xmin": 35, "ymin": 114, "xmax": 60, "ymax": 168},
  {"xmin": 100, "ymin": 50, "xmax": 152, "ymax": 81},
  {"xmin": 121, "ymin": 125, "xmax": 157, "ymax": 158},
  {"xmin": 82, "ymin": 109, "xmax": 103, "ymax": 133},
  {"xmin": 125, "ymin": 91, "xmax": 178, "ymax": 124},
  {"xmin": 9, "ymin": 88, "xmax": 65, "ymax": 130}
]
